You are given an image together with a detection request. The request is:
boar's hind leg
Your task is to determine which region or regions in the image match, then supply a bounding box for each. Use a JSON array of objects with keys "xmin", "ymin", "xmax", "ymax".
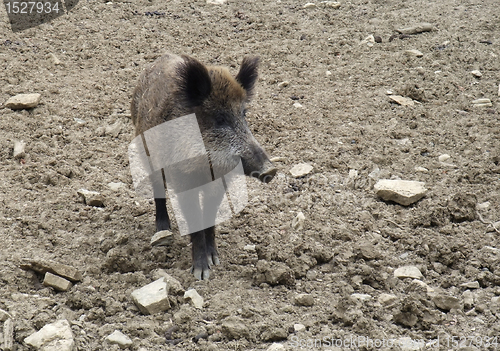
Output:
[
  {"xmin": 190, "ymin": 230, "xmax": 211, "ymax": 280},
  {"xmin": 154, "ymin": 198, "xmax": 171, "ymax": 232},
  {"xmin": 204, "ymin": 226, "xmax": 219, "ymax": 266}
]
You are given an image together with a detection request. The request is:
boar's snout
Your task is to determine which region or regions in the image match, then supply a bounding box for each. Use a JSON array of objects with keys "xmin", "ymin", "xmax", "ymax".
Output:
[
  {"xmin": 258, "ymin": 164, "xmax": 277, "ymax": 183},
  {"xmin": 248, "ymin": 161, "xmax": 277, "ymax": 183}
]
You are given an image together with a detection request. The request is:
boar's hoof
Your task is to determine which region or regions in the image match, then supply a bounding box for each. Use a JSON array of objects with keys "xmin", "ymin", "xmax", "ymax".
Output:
[
  {"xmin": 191, "ymin": 252, "xmax": 220, "ymax": 280},
  {"xmin": 191, "ymin": 265, "xmax": 210, "ymax": 281}
]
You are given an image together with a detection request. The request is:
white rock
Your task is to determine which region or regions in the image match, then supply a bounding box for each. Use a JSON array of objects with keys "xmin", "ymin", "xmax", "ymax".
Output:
[
  {"xmin": 13, "ymin": 140, "xmax": 26, "ymax": 159},
  {"xmin": 414, "ymin": 166, "xmax": 428, "ymax": 172},
  {"xmin": 360, "ymin": 35, "xmax": 375, "ymax": 47},
  {"xmin": 388, "ymin": 95, "xmax": 415, "ymax": 106},
  {"xmin": 293, "ymin": 102, "xmax": 303, "ymax": 108},
  {"xmin": 77, "ymin": 189, "xmax": 104, "ymax": 207},
  {"xmin": 460, "ymin": 281, "xmax": 480, "ymax": 289},
  {"xmin": 48, "ymin": 53, "xmax": 61, "ymax": 65},
  {"xmin": 107, "ymin": 182, "xmax": 126, "ymax": 191},
  {"xmin": 267, "ymin": 343, "xmax": 285, "ymax": 351},
  {"xmin": 290, "ymin": 163, "xmax": 313, "ymax": 177},
  {"xmin": 374, "ymin": 179, "xmax": 427, "ymax": 206},
  {"xmin": 131, "ymin": 277, "xmax": 170, "ymax": 314},
  {"xmin": 243, "ymin": 244, "xmax": 256, "ymax": 251},
  {"xmin": 326, "ymin": 70, "xmax": 332, "ymax": 76},
  {"xmin": 303, "ymin": 2, "xmax": 316, "ymax": 8},
  {"xmin": 184, "ymin": 289, "xmax": 204, "ymax": 309},
  {"xmin": 43, "ymin": 272, "xmax": 73, "ymax": 292},
  {"xmin": 278, "ymin": 81, "xmax": 289, "ymax": 88},
  {"xmin": 105, "ymin": 330, "xmax": 133, "ymax": 349},
  {"xmin": 472, "ymin": 98, "xmax": 493, "ymax": 107},
  {"xmin": 293, "ymin": 323, "xmax": 306, "ymax": 332},
  {"xmin": 291, "ymin": 212, "xmax": 305, "ymax": 230},
  {"xmin": 269, "ymin": 156, "xmax": 286, "ymax": 162},
  {"xmin": 396, "ymin": 23, "xmax": 434, "ymax": 35},
  {"xmin": 378, "ymin": 293, "xmax": 398, "ymax": 306},
  {"xmin": 405, "ymin": 49, "xmax": 424, "ymax": 57},
  {"xmin": 351, "ymin": 293, "xmax": 372, "ymax": 301},
  {"xmin": 394, "ymin": 266, "xmax": 423, "ymax": 279},
  {"xmin": 152, "ymin": 270, "xmax": 184, "ymax": 295},
  {"xmin": 471, "ymin": 70, "xmax": 482, "ymax": 78},
  {"xmin": 322, "ymin": 1, "xmax": 341, "ymax": 8},
  {"xmin": 24, "ymin": 320, "xmax": 74, "ymax": 351},
  {"xmin": 206, "ymin": 0, "xmax": 226, "ymax": 3},
  {"xmin": 438, "ymin": 154, "xmax": 450, "ymax": 162},
  {"xmin": 5, "ymin": 93, "xmax": 41, "ymax": 109},
  {"xmin": 150, "ymin": 230, "xmax": 173, "ymax": 246}
]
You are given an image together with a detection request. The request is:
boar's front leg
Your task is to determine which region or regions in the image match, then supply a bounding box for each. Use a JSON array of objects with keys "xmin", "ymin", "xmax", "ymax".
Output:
[
  {"xmin": 190, "ymin": 230, "xmax": 211, "ymax": 280},
  {"xmin": 204, "ymin": 226, "xmax": 219, "ymax": 267},
  {"xmin": 154, "ymin": 198, "xmax": 171, "ymax": 232}
]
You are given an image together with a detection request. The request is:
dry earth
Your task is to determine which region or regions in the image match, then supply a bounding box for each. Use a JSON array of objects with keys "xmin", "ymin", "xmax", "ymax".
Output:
[{"xmin": 1, "ymin": 0, "xmax": 500, "ymax": 350}]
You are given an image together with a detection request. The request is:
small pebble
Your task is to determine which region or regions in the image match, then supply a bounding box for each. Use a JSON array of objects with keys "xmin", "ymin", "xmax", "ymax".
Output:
[
  {"xmin": 13, "ymin": 140, "xmax": 26, "ymax": 159},
  {"xmin": 351, "ymin": 293, "xmax": 372, "ymax": 301},
  {"xmin": 405, "ymin": 49, "xmax": 424, "ymax": 57},
  {"xmin": 438, "ymin": 154, "xmax": 450, "ymax": 162},
  {"xmin": 278, "ymin": 81, "xmax": 289, "ymax": 88},
  {"xmin": 294, "ymin": 293, "xmax": 314, "ymax": 306},
  {"xmin": 206, "ymin": 0, "xmax": 226, "ymax": 3},
  {"xmin": 326, "ymin": 70, "xmax": 332, "ymax": 76},
  {"xmin": 388, "ymin": 95, "xmax": 414, "ymax": 106},
  {"xmin": 322, "ymin": 1, "xmax": 341, "ymax": 8},
  {"xmin": 471, "ymin": 70, "xmax": 482, "ymax": 78},
  {"xmin": 291, "ymin": 212, "xmax": 305, "ymax": 231},
  {"xmin": 374, "ymin": 35, "xmax": 382, "ymax": 43},
  {"xmin": 77, "ymin": 189, "xmax": 105, "ymax": 207},
  {"xmin": 460, "ymin": 281, "xmax": 480, "ymax": 289},
  {"xmin": 243, "ymin": 244, "xmax": 256, "ymax": 251},
  {"xmin": 48, "ymin": 53, "xmax": 61, "ymax": 65},
  {"xmin": 360, "ymin": 35, "xmax": 375, "ymax": 47},
  {"xmin": 184, "ymin": 289, "xmax": 204, "ymax": 309},
  {"xmin": 394, "ymin": 266, "xmax": 423, "ymax": 279},
  {"xmin": 43, "ymin": 272, "xmax": 73, "ymax": 292},
  {"xmin": 150, "ymin": 230, "xmax": 174, "ymax": 246},
  {"xmin": 106, "ymin": 330, "xmax": 133, "ymax": 349},
  {"xmin": 293, "ymin": 102, "xmax": 303, "ymax": 108},
  {"xmin": 374, "ymin": 179, "xmax": 427, "ymax": 206},
  {"xmin": 5, "ymin": 93, "xmax": 41, "ymax": 110},
  {"xmin": 472, "ymin": 98, "xmax": 492, "ymax": 107},
  {"xmin": 294, "ymin": 323, "xmax": 306, "ymax": 332},
  {"xmin": 131, "ymin": 277, "xmax": 171, "ymax": 314},
  {"xmin": 290, "ymin": 163, "xmax": 313, "ymax": 177},
  {"xmin": 303, "ymin": 2, "xmax": 316, "ymax": 8}
]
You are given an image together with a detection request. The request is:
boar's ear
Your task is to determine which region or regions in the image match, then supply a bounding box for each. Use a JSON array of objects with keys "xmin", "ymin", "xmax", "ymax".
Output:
[
  {"xmin": 177, "ymin": 55, "xmax": 212, "ymax": 107},
  {"xmin": 236, "ymin": 56, "xmax": 259, "ymax": 97}
]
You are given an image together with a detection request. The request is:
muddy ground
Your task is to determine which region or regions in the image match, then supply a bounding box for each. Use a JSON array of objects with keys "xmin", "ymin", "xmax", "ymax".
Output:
[{"xmin": 1, "ymin": 0, "xmax": 500, "ymax": 350}]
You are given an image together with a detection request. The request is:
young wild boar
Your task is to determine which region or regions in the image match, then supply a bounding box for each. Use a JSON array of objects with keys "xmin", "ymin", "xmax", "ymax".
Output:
[{"xmin": 130, "ymin": 53, "xmax": 277, "ymax": 280}]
